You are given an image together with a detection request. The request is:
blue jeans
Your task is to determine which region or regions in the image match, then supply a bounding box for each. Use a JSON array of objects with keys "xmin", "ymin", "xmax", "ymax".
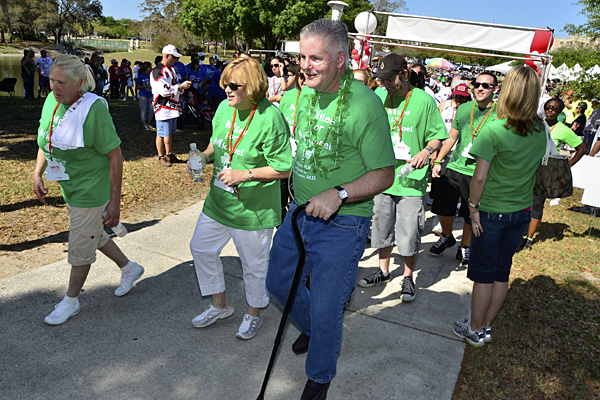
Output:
[
  {"xmin": 468, "ymin": 210, "xmax": 531, "ymax": 284},
  {"xmin": 266, "ymin": 201, "xmax": 370, "ymax": 383}
]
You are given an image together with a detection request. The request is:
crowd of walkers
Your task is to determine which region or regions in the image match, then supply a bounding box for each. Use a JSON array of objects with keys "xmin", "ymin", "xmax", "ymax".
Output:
[{"xmin": 30, "ymin": 16, "xmax": 599, "ymax": 400}]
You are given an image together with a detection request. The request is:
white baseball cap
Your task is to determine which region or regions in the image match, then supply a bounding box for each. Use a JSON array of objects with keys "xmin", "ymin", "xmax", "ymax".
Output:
[{"xmin": 162, "ymin": 44, "xmax": 182, "ymax": 58}]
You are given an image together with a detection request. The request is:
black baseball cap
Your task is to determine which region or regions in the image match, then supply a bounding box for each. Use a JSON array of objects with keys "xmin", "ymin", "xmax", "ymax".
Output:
[{"xmin": 375, "ymin": 54, "xmax": 408, "ymax": 80}]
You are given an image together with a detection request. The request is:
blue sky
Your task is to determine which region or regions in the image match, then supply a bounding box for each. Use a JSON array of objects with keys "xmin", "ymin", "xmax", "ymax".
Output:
[{"xmin": 99, "ymin": 0, "xmax": 586, "ymax": 37}]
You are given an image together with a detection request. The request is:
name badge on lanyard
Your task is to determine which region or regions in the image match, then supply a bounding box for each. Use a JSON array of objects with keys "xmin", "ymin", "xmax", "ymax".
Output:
[
  {"xmin": 394, "ymin": 140, "xmax": 411, "ymax": 160},
  {"xmin": 45, "ymin": 158, "xmax": 70, "ymax": 181}
]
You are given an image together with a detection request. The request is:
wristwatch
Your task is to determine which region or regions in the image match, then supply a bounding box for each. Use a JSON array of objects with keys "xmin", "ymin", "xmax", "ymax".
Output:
[
  {"xmin": 335, "ymin": 186, "xmax": 348, "ymax": 203},
  {"xmin": 248, "ymin": 169, "xmax": 254, "ymax": 181}
]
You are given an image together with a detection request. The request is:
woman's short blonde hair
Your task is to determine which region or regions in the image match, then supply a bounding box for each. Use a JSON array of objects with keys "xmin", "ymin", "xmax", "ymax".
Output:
[
  {"xmin": 50, "ymin": 54, "xmax": 96, "ymax": 94},
  {"xmin": 220, "ymin": 57, "xmax": 268, "ymax": 105},
  {"xmin": 497, "ymin": 66, "xmax": 542, "ymax": 137}
]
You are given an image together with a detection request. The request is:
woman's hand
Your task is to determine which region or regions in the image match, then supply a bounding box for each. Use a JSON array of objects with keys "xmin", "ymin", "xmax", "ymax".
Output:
[
  {"xmin": 470, "ymin": 209, "xmax": 482, "ymax": 237},
  {"xmin": 33, "ymin": 175, "xmax": 48, "ymax": 205},
  {"xmin": 217, "ymin": 168, "xmax": 247, "ymax": 187},
  {"xmin": 432, "ymin": 163, "xmax": 442, "ymax": 178}
]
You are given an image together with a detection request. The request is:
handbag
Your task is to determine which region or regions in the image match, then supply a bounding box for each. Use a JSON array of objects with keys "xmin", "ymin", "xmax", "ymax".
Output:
[{"xmin": 533, "ymin": 122, "xmax": 573, "ymax": 198}]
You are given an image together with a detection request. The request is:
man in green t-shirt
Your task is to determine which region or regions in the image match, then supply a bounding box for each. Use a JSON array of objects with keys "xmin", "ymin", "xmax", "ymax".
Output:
[
  {"xmin": 266, "ymin": 19, "xmax": 395, "ymax": 399},
  {"xmin": 430, "ymin": 72, "xmax": 498, "ymax": 265},
  {"xmin": 357, "ymin": 53, "xmax": 448, "ymax": 303}
]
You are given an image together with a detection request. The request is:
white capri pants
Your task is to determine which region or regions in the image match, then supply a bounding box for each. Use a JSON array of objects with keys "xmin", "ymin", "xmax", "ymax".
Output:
[{"xmin": 190, "ymin": 212, "xmax": 273, "ymax": 308}]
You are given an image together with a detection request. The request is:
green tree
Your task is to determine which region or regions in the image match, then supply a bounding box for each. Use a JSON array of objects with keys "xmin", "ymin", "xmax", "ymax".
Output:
[{"xmin": 564, "ymin": 0, "xmax": 600, "ymax": 41}]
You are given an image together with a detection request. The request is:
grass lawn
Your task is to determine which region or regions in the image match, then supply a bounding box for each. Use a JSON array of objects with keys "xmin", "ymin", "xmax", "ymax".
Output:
[
  {"xmin": 0, "ymin": 96, "xmax": 213, "ymax": 274},
  {"xmin": 453, "ymin": 191, "xmax": 600, "ymax": 399}
]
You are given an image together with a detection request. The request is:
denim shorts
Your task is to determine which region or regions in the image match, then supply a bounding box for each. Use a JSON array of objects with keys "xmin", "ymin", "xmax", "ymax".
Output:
[
  {"xmin": 156, "ymin": 118, "xmax": 177, "ymax": 138},
  {"xmin": 467, "ymin": 210, "xmax": 531, "ymax": 284}
]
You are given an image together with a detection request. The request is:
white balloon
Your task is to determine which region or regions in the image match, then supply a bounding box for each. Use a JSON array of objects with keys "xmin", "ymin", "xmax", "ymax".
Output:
[{"xmin": 354, "ymin": 11, "xmax": 378, "ymax": 34}]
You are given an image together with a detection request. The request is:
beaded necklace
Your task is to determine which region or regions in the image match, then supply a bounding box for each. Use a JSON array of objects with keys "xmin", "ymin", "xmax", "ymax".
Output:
[{"xmin": 302, "ymin": 70, "xmax": 352, "ymax": 179}]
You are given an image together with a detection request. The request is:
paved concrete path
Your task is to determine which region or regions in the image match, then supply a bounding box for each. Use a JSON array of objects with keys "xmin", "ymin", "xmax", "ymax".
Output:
[{"xmin": 1, "ymin": 201, "xmax": 471, "ymax": 400}]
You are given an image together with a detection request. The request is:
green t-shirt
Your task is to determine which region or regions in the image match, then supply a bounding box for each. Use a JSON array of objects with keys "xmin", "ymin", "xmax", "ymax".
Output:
[
  {"xmin": 549, "ymin": 121, "xmax": 583, "ymax": 149},
  {"xmin": 37, "ymin": 92, "xmax": 121, "ymax": 208},
  {"xmin": 447, "ymin": 100, "xmax": 497, "ymax": 177},
  {"xmin": 203, "ymin": 97, "xmax": 292, "ymax": 230},
  {"xmin": 375, "ymin": 86, "xmax": 448, "ymax": 197},
  {"xmin": 469, "ymin": 118, "xmax": 546, "ymax": 213},
  {"xmin": 293, "ymin": 78, "xmax": 395, "ymax": 217},
  {"xmin": 278, "ymin": 87, "xmax": 300, "ymax": 135}
]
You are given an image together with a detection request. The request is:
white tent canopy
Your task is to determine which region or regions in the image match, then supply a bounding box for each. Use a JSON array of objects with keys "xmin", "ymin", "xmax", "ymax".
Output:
[{"xmin": 485, "ymin": 61, "xmax": 514, "ymax": 74}]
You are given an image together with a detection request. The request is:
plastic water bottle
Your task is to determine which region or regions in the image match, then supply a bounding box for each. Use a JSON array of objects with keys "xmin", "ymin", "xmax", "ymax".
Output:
[
  {"xmin": 102, "ymin": 212, "xmax": 127, "ymax": 238},
  {"xmin": 189, "ymin": 143, "xmax": 204, "ymax": 182},
  {"xmin": 398, "ymin": 162, "xmax": 415, "ymax": 180}
]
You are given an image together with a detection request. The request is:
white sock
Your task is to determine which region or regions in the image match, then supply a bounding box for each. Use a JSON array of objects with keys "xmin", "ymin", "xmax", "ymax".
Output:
[
  {"xmin": 120, "ymin": 260, "xmax": 135, "ymax": 275},
  {"xmin": 63, "ymin": 295, "xmax": 79, "ymax": 306}
]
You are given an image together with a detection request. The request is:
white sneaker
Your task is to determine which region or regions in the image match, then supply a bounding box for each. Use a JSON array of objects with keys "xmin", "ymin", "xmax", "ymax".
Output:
[
  {"xmin": 114, "ymin": 263, "xmax": 145, "ymax": 297},
  {"xmin": 44, "ymin": 300, "xmax": 81, "ymax": 325},
  {"xmin": 192, "ymin": 304, "xmax": 235, "ymax": 328},
  {"xmin": 236, "ymin": 314, "xmax": 262, "ymax": 340},
  {"xmin": 549, "ymin": 198, "xmax": 560, "ymax": 206}
]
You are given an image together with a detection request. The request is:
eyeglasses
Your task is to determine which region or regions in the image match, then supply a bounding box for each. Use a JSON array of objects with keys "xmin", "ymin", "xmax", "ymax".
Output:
[
  {"xmin": 271, "ymin": 64, "xmax": 280, "ymax": 68},
  {"xmin": 473, "ymin": 82, "xmax": 495, "ymax": 89},
  {"xmin": 226, "ymin": 83, "xmax": 243, "ymax": 91}
]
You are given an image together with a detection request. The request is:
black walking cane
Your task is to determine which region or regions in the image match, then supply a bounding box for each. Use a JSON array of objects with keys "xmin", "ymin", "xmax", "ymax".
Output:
[{"xmin": 256, "ymin": 202, "xmax": 309, "ymax": 400}]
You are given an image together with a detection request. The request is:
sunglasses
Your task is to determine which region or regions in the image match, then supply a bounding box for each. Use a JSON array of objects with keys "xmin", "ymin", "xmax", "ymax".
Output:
[
  {"xmin": 473, "ymin": 82, "xmax": 495, "ymax": 89},
  {"xmin": 226, "ymin": 83, "xmax": 243, "ymax": 91},
  {"xmin": 271, "ymin": 64, "xmax": 280, "ymax": 68},
  {"xmin": 545, "ymin": 106, "xmax": 561, "ymax": 111}
]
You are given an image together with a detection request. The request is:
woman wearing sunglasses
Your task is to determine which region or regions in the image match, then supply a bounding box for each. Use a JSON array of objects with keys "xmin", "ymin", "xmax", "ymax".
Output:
[
  {"xmin": 453, "ymin": 66, "xmax": 546, "ymax": 347},
  {"xmin": 188, "ymin": 57, "xmax": 292, "ymax": 340},
  {"xmin": 267, "ymin": 56, "xmax": 289, "ymax": 106}
]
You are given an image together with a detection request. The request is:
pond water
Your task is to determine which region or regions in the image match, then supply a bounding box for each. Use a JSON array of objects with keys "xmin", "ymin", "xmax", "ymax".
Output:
[{"xmin": 0, "ymin": 55, "xmax": 39, "ymax": 98}]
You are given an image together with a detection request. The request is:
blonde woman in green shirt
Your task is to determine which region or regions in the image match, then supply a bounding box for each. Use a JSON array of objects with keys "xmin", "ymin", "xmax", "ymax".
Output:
[{"xmin": 453, "ymin": 66, "xmax": 546, "ymax": 347}]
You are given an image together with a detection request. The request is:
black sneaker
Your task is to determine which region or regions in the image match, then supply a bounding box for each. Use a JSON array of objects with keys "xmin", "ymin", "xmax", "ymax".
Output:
[
  {"xmin": 456, "ymin": 246, "xmax": 470, "ymax": 266},
  {"xmin": 357, "ymin": 269, "xmax": 390, "ymax": 288},
  {"xmin": 430, "ymin": 234, "xmax": 457, "ymax": 255},
  {"xmin": 400, "ymin": 276, "xmax": 415, "ymax": 302}
]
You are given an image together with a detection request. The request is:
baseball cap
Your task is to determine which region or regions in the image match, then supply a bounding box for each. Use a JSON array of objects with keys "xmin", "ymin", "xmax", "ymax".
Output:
[
  {"xmin": 375, "ymin": 54, "xmax": 408, "ymax": 80},
  {"xmin": 162, "ymin": 44, "xmax": 182, "ymax": 58},
  {"xmin": 110, "ymin": 58, "xmax": 117, "ymax": 63},
  {"xmin": 452, "ymin": 83, "xmax": 470, "ymax": 97}
]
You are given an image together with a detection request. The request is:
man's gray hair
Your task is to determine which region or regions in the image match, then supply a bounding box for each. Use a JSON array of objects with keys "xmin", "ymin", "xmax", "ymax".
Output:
[{"xmin": 300, "ymin": 19, "xmax": 349, "ymax": 62}]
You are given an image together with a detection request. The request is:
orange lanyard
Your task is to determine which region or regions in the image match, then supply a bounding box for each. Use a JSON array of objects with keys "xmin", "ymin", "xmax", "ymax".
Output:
[
  {"xmin": 227, "ymin": 103, "xmax": 258, "ymax": 163},
  {"xmin": 48, "ymin": 95, "xmax": 80, "ymax": 155},
  {"xmin": 470, "ymin": 102, "xmax": 495, "ymax": 140},
  {"xmin": 386, "ymin": 88, "xmax": 412, "ymax": 140},
  {"xmin": 292, "ymin": 89, "xmax": 301, "ymax": 136}
]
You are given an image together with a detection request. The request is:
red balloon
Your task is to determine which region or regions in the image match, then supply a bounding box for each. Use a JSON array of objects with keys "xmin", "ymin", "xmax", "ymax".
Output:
[
  {"xmin": 352, "ymin": 49, "xmax": 358, "ymax": 55},
  {"xmin": 364, "ymin": 48, "xmax": 371, "ymax": 56},
  {"xmin": 353, "ymin": 54, "xmax": 360, "ymax": 61}
]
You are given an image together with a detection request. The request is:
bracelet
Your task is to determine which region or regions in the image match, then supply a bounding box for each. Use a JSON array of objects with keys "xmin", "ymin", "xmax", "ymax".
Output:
[
  {"xmin": 468, "ymin": 199, "xmax": 479, "ymax": 209},
  {"xmin": 424, "ymin": 146, "xmax": 433, "ymax": 155},
  {"xmin": 433, "ymin": 160, "xmax": 442, "ymax": 165}
]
